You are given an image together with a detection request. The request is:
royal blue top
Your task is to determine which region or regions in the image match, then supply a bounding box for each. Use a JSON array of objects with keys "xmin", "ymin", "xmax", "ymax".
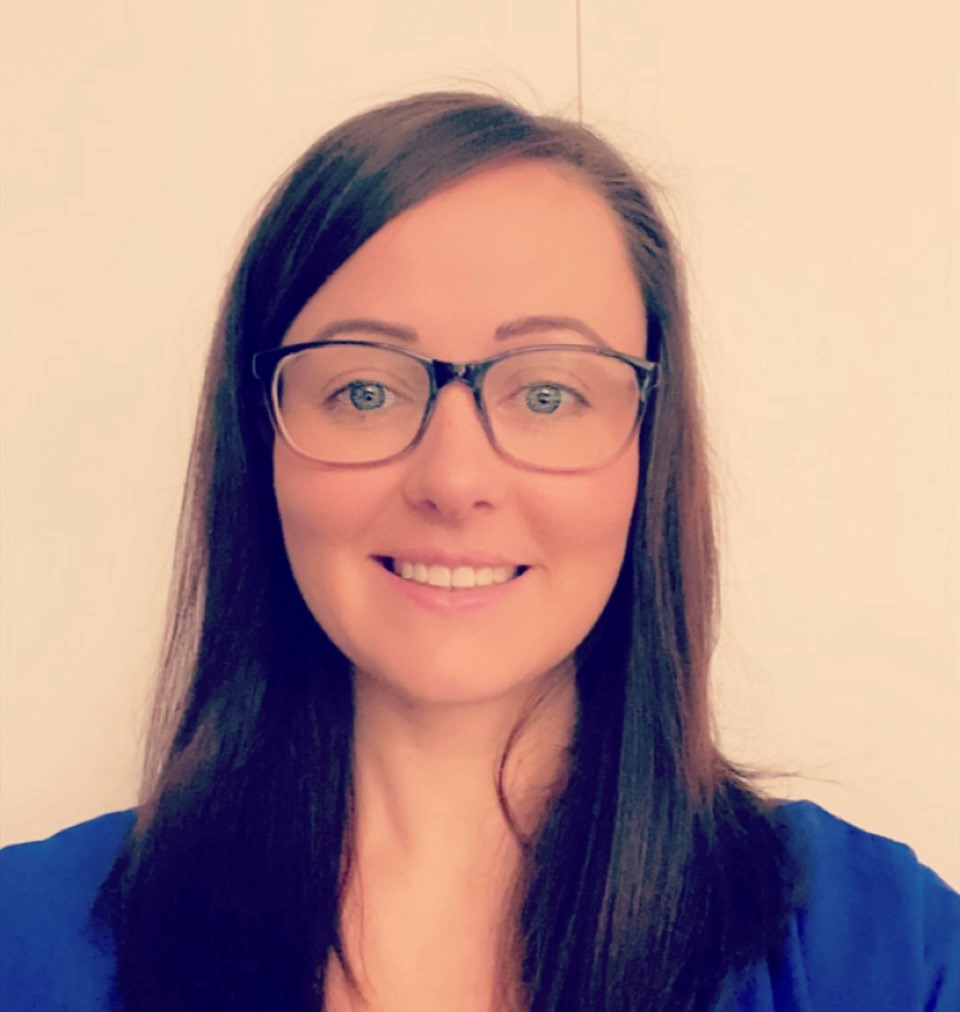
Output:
[{"xmin": 1, "ymin": 801, "xmax": 958, "ymax": 1010}]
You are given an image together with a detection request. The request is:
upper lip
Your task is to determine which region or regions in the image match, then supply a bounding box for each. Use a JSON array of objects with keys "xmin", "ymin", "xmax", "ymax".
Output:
[{"xmin": 374, "ymin": 550, "xmax": 528, "ymax": 570}]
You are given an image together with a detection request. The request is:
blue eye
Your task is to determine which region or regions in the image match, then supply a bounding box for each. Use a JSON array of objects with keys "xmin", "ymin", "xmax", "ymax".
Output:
[
  {"xmin": 521, "ymin": 384, "xmax": 588, "ymax": 415},
  {"xmin": 346, "ymin": 382, "xmax": 388, "ymax": 411},
  {"xmin": 526, "ymin": 385, "xmax": 564, "ymax": 413}
]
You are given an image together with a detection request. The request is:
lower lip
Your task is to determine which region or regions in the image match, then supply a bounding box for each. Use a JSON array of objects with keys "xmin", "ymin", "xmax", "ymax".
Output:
[{"xmin": 372, "ymin": 559, "xmax": 530, "ymax": 614}]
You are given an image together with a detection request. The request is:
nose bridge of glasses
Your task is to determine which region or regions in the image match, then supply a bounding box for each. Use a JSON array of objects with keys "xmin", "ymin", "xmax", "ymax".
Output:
[
  {"xmin": 420, "ymin": 358, "xmax": 493, "ymax": 449},
  {"xmin": 431, "ymin": 359, "xmax": 487, "ymax": 407}
]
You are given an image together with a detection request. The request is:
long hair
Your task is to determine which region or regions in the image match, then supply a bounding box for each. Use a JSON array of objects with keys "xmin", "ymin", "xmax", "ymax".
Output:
[{"xmin": 96, "ymin": 92, "xmax": 796, "ymax": 1011}]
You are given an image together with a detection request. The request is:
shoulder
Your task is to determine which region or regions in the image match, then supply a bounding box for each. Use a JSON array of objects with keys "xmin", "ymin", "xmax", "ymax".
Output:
[
  {"xmin": 720, "ymin": 801, "xmax": 960, "ymax": 1012},
  {"xmin": 778, "ymin": 800, "xmax": 960, "ymax": 970},
  {"xmin": 1, "ymin": 810, "xmax": 135, "ymax": 1012}
]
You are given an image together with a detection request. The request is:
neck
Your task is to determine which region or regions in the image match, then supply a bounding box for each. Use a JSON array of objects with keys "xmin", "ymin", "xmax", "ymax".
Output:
[{"xmin": 348, "ymin": 662, "xmax": 577, "ymax": 877}]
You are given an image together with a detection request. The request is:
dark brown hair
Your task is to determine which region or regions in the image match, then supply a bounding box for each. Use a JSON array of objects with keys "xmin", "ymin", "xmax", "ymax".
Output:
[{"xmin": 96, "ymin": 91, "xmax": 796, "ymax": 1011}]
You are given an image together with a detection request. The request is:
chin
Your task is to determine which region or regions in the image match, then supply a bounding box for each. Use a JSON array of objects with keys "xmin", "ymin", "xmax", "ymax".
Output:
[{"xmin": 353, "ymin": 647, "xmax": 575, "ymax": 710}]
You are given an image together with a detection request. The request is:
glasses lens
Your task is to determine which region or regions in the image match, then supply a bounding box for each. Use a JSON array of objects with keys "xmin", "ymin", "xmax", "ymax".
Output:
[
  {"xmin": 483, "ymin": 348, "xmax": 642, "ymax": 469},
  {"xmin": 273, "ymin": 344, "xmax": 430, "ymax": 463}
]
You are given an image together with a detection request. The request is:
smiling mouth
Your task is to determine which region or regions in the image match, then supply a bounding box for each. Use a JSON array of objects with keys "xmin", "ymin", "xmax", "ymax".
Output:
[{"xmin": 374, "ymin": 556, "xmax": 529, "ymax": 590}]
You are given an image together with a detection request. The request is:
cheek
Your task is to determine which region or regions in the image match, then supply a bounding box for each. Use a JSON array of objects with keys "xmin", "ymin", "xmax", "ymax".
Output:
[
  {"xmin": 535, "ymin": 450, "xmax": 639, "ymax": 597},
  {"xmin": 514, "ymin": 453, "xmax": 637, "ymax": 675},
  {"xmin": 274, "ymin": 461, "xmax": 333, "ymax": 558},
  {"xmin": 565, "ymin": 450, "xmax": 637, "ymax": 548},
  {"xmin": 272, "ymin": 452, "xmax": 370, "ymax": 611}
]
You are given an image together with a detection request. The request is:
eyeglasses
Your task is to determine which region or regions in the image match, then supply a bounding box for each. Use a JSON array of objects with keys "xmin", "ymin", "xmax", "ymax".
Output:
[{"xmin": 251, "ymin": 340, "xmax": 659, "ymax": 472}]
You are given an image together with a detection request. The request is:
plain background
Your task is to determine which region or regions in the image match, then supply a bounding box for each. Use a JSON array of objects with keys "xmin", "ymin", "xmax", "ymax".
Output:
[{"xmin": 1, "ymin": 1, "xmax": 957, "ymax": 888}]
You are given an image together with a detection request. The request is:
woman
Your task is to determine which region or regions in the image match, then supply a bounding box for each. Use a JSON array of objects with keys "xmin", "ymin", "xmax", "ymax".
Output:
[{"xmin": 1, "ymin": 91, "xmax": 957, "ymax": 1011}]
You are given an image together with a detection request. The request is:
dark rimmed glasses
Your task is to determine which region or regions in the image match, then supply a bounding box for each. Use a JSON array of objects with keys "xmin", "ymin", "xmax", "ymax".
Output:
[{"xmin": 251, "ymin": 340, "xmax": 659, "ymax": 472}]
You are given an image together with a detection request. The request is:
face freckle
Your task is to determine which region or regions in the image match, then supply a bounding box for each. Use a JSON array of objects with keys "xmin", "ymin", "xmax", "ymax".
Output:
[{"xmin": 273, "ymin": 160, "xmax": 648, "ymax": 706}]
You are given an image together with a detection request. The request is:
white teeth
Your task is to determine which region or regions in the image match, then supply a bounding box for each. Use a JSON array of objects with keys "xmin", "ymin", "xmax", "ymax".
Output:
[
  {"xmin": 451, "ymin": 566, "xmax": 473, "ymax": 588},
  {"xmin": 428, "ymin": 564, "xmax": 452, "ymax": 588},
  {"xmin": 393, "ymin": 559, "xmax": 520, "ymax": 589},
  {"xmin": 472, "ymin": 567, "xmax": 494, "ymax": 588}
]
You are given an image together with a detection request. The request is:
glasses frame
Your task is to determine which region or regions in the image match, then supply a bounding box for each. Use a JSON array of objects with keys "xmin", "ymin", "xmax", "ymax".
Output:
[{"xmin": 251, "ymin": 340, "xmax": 660, "ymax": 473}]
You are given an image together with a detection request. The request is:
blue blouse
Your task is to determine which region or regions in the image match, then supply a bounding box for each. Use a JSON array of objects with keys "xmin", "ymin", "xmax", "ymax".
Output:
[{"xmin": 1, "ymin": 801, "xmax": 957, "ymax": 1010}]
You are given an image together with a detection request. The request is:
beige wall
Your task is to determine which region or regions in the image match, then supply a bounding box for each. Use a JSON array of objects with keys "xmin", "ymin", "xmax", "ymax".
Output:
[{"xmin": 1, "ymin": 1, "xmax": 957, "ymax": 887}]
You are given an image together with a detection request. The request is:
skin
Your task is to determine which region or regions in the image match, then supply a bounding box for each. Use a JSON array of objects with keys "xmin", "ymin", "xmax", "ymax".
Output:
[{"xmin": 273, "ymin": 159, "xmax": 648, "ymax": 1009}]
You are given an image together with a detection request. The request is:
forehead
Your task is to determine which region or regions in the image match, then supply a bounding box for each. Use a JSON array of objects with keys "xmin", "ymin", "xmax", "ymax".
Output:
[{"xmin": 284, "ymin": 160, "xmax": 647, "ymax": 358}]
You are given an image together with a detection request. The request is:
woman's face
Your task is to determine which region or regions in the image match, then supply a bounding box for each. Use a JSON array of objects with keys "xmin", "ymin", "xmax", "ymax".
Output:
[{"xmin": 274, "ymin": 160, "xmax": 647, "ymax": 706}]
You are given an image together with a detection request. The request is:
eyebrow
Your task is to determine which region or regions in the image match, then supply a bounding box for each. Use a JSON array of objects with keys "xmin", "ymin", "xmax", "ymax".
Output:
[
  {"xmin": 494, "ymin": 316, "xmax": 609, "ymax": 347},
  {"xmin": 308, "ymin": 315, "xmax": 610, "ymax": 348},
  {"xmin": 309, "ymin": 319, "xmax": 419, "ymax": 343}
]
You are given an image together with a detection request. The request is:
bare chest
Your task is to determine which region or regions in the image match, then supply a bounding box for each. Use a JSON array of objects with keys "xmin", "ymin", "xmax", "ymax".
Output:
[
  {"xmin": 322, "ymin": 945, "xmax": 503, "ymax": 1012},
  {"xmin": 321, "ymin": 879, "xmax": 521, "ymax": 1012}
]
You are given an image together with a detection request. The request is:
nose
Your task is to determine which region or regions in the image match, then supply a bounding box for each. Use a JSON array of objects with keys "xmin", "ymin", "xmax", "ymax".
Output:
[{"xmin": 400, "ymin": 381, "xmax": 507, "ymax": 517}]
